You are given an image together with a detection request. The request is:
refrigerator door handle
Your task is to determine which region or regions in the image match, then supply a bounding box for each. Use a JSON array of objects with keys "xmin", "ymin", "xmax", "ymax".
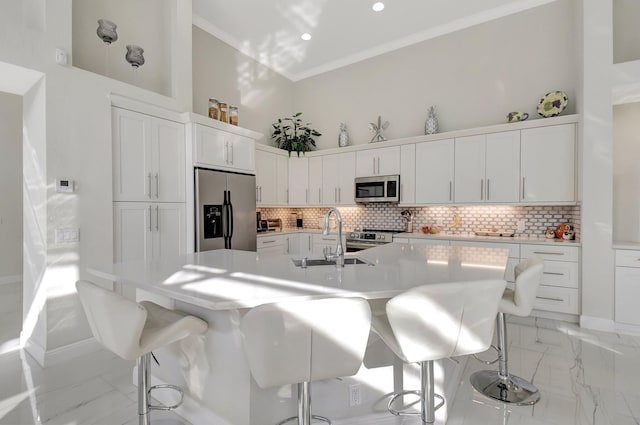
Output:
[{"xmin": 228, "ymin": 199, "xmax": 234, "ymax": 240}]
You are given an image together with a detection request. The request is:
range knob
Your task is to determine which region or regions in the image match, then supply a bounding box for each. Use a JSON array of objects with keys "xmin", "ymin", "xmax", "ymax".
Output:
[
  {"xmin": 378, "ymin": 234, "xmax": 385, "ymax": 240},
  {"xmin": 350, "ymin": 233, "xmax": 356, "ymax": 238}
]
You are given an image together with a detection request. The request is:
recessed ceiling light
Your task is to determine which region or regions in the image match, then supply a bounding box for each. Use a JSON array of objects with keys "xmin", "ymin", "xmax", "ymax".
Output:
[
  {"xmin": 372, "ymin": 2, "xmax": 385, "ymax": 12},
  {"xmin": 301, "ymin": 33, "xmax": 311, "ymax": 41}
]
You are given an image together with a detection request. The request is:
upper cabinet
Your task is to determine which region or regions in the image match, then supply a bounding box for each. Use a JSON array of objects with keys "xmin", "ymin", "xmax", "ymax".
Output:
[
  {"xmin": 194, "ymin": 123, "xmax": 255, "ymax": 173},
  {"xmin": 322, "ymin": 152, "xmax": 356, "ymax": 205},
  {"xmin": 308, "ymin": 157, "xmax": 323, "ymax": 205},
  {"xmin": 454, "ymin": 131, "xmax": 520, "ymax": 203},
  {"xmin": 415, "ymin": 139, "xmax": 454, "ymax": 204},
  {"xmin": 521, "ymin": 124, "xmax": 576, "ymax": 203},
  {"xmin": 288, "ymin": 156, "xmax": 309, "ymax": 206},
  {"xmin": 112, "ymin": 107, "xmax": 185, "ymax": 203},
  {"xmin": 355, "ymin": 146, "xmax": 400, "ymax": 177},
  {"xmin": 256, "ymin": 147, "xmax": 288, "ymax": 206},
  {"xmin": 400, "ymin": 144, "xmax": 416, "ymax": 204}
]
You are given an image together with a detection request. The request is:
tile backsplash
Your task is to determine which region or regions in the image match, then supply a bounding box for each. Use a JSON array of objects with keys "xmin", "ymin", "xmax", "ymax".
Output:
[{"xmin": 258, "ymin": 204, "xmax": 581, "ymax": 239}]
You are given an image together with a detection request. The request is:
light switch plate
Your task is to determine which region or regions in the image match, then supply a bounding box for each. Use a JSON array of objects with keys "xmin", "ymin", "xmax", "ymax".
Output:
[
  {"xmin": 55, "ymin": 227, "xmax": 80, "ymax": 243},
  {"xmin": 56, "ymin": 178, "xmax": 74, "ymax": 193}
]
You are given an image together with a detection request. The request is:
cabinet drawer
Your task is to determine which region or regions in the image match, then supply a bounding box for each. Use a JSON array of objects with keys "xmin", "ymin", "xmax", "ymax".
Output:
[
  {"xmin": 257, "ymin": 235, "xmax": 283, "ymax": 249},
  {"xmin": 616, "ymin": 249, "xmax": 640, "ymax": 268},
  {"xmin": 450, "ymin": 241, "xmax": 519, "ymax": 258},
  {"xmin": 521, "ymin": 244, "xmax": 579, "ymax": 262},
  {"xmin": 313, "ymin": 234, "xmax": 339, "ymax": 244},
  {"xmin": 540, "ymin": 260, "xmax": 579, "ymax": 289},
  {"xmin": 533, "ymin": 286, "xmax": 579, "ymax": 314}
]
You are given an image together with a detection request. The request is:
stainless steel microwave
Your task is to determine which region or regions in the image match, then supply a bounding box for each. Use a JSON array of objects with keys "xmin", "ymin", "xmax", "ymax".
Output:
[{"xmin": 354, "ymin": 175, "xmax": 400, "ymax": 203}]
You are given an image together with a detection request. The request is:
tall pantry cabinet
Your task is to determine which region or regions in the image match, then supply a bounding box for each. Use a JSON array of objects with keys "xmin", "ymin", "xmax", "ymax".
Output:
[{"xmin": 112, "ymin": 106, "xmax": 186, "ymax": 298}]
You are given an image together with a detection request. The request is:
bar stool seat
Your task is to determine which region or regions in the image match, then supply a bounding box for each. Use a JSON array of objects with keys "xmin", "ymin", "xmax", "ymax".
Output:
[
  {"xmin": 372, "ymin": 279, "xmax": 506, "ymax": 425},
  {"xmin": 240, "ymin": 297, "xmax": 372, "ymax": 425},
  {"xmin": 470, "ymin": 257, "xmax": 544, "ymax": 405},
  {"xmin": 76, "ymin": 280, "xmax": 208, "ymax": 425}
]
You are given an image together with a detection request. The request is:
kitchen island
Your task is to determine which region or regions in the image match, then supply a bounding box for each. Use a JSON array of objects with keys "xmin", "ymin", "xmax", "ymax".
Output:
[{"xmin": 89, "ymin": 243, "xmax": 509, "ymax": 425}]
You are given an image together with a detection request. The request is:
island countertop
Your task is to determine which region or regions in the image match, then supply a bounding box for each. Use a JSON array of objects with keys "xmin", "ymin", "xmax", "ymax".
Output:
[{"xmin": 88, "ymin": 243, "xmax": 509, "ymax": 311}]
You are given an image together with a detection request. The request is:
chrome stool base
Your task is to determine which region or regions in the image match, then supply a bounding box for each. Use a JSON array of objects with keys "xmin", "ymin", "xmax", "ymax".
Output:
[
  {"xmin": 276, "ymin": 415, "xmax": 331, "ymax": 425},
  {"xmin": 388, "ymin": 390, "xmax": 444, "ymax": 417},
  {"xmin": 470, "ymin": 370, "xmax": 540, "ymax": 405}
]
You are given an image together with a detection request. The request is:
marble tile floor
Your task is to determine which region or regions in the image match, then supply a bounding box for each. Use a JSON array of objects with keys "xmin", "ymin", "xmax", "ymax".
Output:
[{"xmin": 1, "ymin": 302, "xmax": 640, "ymax": 424}]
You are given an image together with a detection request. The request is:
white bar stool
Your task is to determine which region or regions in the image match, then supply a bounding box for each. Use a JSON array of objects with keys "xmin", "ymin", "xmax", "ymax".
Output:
[
  {"xmin": 240, "ymin": 297, "xmax": 372, "ymax": 425},
  {"xmin": 76, "ymin": 280, "xmax": 208, "ymax": 425},
  {"xmin": 470, "ymin": 257, "xmax": 544, "ymax": 405},
  {"xmin": 371, "ymin": 279, "xmax": 506, "ymax": 425}
]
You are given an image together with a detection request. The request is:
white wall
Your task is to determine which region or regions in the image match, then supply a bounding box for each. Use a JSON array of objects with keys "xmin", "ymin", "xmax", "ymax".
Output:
[
  {"xmin": 613, "ymin": 102, "xmax": 640, "ymax": 241},
  {"xmin": 293, "ymin": 0, "xmax": 578, "ymax": 149},
  {"xmin": 0, "ymin": 0, "xmax": 193, "ymax": 360},
  {"xmin": 0, "ymin": 92, "xmax": 23, "ymax": 281},
  {"xmin": 613, "ymin": 0, "xmax": 640, "ymax": 64},
  {"xmin": 192, "ymin": 26, "xmax": 295, "ymax": 141}
]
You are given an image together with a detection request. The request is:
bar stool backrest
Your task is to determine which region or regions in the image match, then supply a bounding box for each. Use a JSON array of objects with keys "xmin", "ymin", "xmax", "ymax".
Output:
[{"xmin": 512, "ymin": 257, "xmax": 544, "ymax": 316}]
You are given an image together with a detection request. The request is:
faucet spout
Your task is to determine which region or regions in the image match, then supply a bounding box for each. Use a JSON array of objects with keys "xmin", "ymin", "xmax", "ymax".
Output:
[{"xmin": 323, "ymin": 208, "xmax": 344, "ymax": 267}]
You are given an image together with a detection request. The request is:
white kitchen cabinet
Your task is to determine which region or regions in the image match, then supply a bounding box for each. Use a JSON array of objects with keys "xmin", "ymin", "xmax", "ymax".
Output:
[
  {"xmin": 288, "ymin": 156, "xmax": 309, "ymax": 205},
  {"xmin": 615, "ymin": 249, "xmax": 640, "ymax": 325},
  {"xmin": 322, "ymin": 152, "xmax": 356, "ymax": 205},
  {"xmin": 415, "ymin": 139, "xmax": 454, "ymax": 204},
  {"xmin": 520, "ymin": 244, "xmax": 580, "ymax": 314},
  {"xmin": 520, "ymin": 124, "xmax": 575, "ymax": 203},
  {"xmin": 400, "ymin": 144, "xmax": 416, "ymax": 204},
  {"xmin": 356, "ymin": 146, "xmax": 400, "ymax": 177},
  {"xmin": 114, "ymin": 202, "xmax": 186, "ymax": 262},
  {"xmin": 257, "ymin": 234, "xmax": 285, "ymax": 256},
  {"xmin": 256, "ymin": 149, "xmax": 288, "ymax": 206},
  {"xmin": 454, "ymin": 131, "xmax": 520, "ymax": 203},
  {"xmin": 194, "ymin": 123, "xmax": 255, "ymax": 173},
  {"xmin": 312, "ymin": 233, "xmax": 347, "ymax": 257},
  {"xmin": 112, "ymin": 107, "xmax": 185, "ymax": 203},
  {"xmin": 308, "ymin": 157, "xmax": 323, "ymax": 205}
]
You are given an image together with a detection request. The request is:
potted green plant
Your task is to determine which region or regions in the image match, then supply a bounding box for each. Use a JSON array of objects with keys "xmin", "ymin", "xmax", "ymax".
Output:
[{"xmin": 271, "ymin": 113, "xmax": 322, "ymax": 156}]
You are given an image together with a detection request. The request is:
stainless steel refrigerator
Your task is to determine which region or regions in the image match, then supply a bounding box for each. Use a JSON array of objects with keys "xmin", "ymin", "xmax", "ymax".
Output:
[{"xmin": 195, "ymin": 168, "xmax": 257, "ymax": 252}]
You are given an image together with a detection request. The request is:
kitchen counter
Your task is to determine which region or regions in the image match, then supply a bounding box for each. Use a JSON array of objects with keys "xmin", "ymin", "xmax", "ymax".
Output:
[
  {"xmin": 395, "ymin": 231, "xmax": 581, "ymax": 246},
  {"xmin": 613, "ymin": 240, "xmax": 640, "ymax": 250},
  {"xmin": 88, "ymin": 243, "xmax": 508, "ymax": 425},
  {"xmin": 256, "ymin": 227, "xmax": 325, "ymax": 236}
]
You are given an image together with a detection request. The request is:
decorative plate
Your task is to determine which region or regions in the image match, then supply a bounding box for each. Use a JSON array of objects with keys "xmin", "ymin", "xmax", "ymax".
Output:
[{"xmin": 537, "ymin": 91, "xmax": 568, "ymax": 117}]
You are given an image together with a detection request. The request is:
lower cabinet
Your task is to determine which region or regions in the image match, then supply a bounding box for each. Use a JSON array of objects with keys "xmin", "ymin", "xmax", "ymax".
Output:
[
  {"xmin": 520, "ymin": 244, "xmax": 580, "ymax": 315},
  {"xmin": 615, "ymin": 249, "xmax": 640, "ymax": 325},
  {"xmin": 257, "ymin": 235, "xmax": 286, "ymax": 256},
  {"xmin": 114, "ymin": 202, "xmax": 186, "ymax": 262}
]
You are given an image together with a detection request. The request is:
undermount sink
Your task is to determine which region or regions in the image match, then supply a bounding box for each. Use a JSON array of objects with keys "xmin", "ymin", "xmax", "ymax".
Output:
[{"xmin": 292, "ymin": 257, "xmax": 371, "ymax": 267}]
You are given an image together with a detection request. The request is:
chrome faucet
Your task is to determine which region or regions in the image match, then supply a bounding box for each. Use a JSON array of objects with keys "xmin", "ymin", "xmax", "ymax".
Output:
[{"xmin": 322, "ymin": 207, "xmax": 344, "ymax": 268}]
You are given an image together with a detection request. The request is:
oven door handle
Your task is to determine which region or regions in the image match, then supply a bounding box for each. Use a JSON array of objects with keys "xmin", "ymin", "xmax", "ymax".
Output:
[{"xmin": 346, "ymin": 241, "xmax": 387, "ymax": 250}]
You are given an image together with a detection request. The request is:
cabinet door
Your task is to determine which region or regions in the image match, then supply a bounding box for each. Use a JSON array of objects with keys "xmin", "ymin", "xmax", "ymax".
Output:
[
  {"xmin": 415, "ymin": 139, "xmax": 454, "ymax": 204},
  {"xmin": 277, "ymin": 154, "xmax": 289, "ymax": 205},
  {"xmin": 337, "ymin": 152, "xmax": 356, "ymax": 205},
  {"xmin": 454, "ymin": 135, "xmax": 486, "ymax": 203},
  {"xmin": 289, "ymin": 156, "xmax": 309, "ymax": 205},
  {"xmin": 308, "ymin": 157, "xmax": 323, "ymax": 205},
  {"xmin": 112, "ymin": 108, "xmax": 153, "ymax": 201},
  {"xmin": 355, "ymin": 147, "xmax": 400, "ymax": 177},
  {"xmin": 255, "ymin": 150, "xmax": 278, "ymax": 205},
  {"xmin": 114, "ymin": 202, "xmax": 153, "ymax": 262},
  {"xmin": 152, "ymin": 203, "xmax": 186, "ymax": 259},
  {"xmin": 194, "ymin": 124, "xmax": 227, "ymax": 168},
  {"xmin": 616, "ymin": 267, "xmax": 640, "ymax": 325},
  {"xmin": 285, "ymin": 234, "xmax": 299, "ymax": 255},
  {"xmin": 228, "ymin": 135, "xmax": 255, "ymax": 172},
  {"xmin": 521, "ymin": 124, "xmax": 575, "ymax": 203},
  {"xmin": 400, "ymin": 144, "xmax": 416, "ymax": 204},
  {"xmin": 485, "ymin": 131, "xmax": 520, "ymax": 203},
  {"xmin": 154, "ymin": 119, "xmax": 185, "ymax": 202},
  {"xmin": 322, "ymin": 154, "xmax": 342, "ymax": 205}
]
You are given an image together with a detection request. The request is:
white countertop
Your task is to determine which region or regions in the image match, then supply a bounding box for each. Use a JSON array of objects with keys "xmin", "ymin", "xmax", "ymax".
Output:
[
  {"xmin": 613, "ymin": 241, "xmax": 640, "ymax": 250},
  {"xmin": 88, "ymin": 243, "xmax": 509, "ymax": 311},
  {"xmin": 394, "ymin": 232, "xmax": 581, "ymax": 246}
]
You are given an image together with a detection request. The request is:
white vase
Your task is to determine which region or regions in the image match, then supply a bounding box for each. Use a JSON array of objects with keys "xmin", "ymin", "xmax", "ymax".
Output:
[{"xmin": 425, "ymin": 106, "xmax": 438, "ymax": 135}]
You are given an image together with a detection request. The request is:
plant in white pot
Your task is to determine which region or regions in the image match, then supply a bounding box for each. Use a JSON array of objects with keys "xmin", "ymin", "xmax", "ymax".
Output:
[{"xmin": 271, "ymin": 113, "xmax": 322, "ymax": 156}]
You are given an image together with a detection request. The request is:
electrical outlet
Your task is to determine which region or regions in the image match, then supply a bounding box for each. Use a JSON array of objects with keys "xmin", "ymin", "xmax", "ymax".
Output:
[
  {"xmin": 349, "ymin": 383, "xmax": 361, "ymax": 406},
  {"xmin": 517, "ymin": 219, "xmax": 526, "ymax": 232}
]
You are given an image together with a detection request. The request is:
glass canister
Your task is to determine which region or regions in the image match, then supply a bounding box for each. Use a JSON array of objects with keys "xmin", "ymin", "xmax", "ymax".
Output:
[
  {"xmin": 229, "ymin": 105, "xmax": 238, "ymax": 126},
  {"xmin": 208, "ymin": 98, "xmax": 219, "ymax": 120},
  {"xmin": 218, "ymin": 102, "xmax": 228, "ymax": 123}
]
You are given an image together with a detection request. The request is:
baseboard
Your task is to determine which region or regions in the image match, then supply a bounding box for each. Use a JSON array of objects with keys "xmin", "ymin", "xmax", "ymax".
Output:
[
  {"xmin": 21, "ymin": 334, "xmax": 103, "ymax": 368},
  {"xmin": 580, "ymin": 315, "xmax": 615, "ymax": 332},
  {"xmin": 0, "ymin": 274, "xmax": 22, "ymax": 285},
  {"xmin": 614, "ymin": 322, "xmax": 640, "ymax": 336},
  {"xmin": 532, "ymin": 309, "xmax": 579, "ymax": 323}
]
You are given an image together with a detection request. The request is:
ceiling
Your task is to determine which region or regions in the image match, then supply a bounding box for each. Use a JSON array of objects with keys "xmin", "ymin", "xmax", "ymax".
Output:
[{"xmin": 193, "ymin": 0, "xmax": 557, "ymax": 82}]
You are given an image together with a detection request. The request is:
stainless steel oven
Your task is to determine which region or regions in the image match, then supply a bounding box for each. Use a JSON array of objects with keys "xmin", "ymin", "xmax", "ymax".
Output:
[{"xmin": 346, "ymin": 229, "xmax": 401, "ymax": 252}]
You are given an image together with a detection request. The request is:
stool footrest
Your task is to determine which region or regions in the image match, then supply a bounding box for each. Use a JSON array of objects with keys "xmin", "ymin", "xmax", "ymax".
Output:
[
  {"xmin": 276, "ymin": 414, "xmax": 332, "ymax": 425},
  {"xmin": 147, "ymin": 384, "xmax": 184, "ymax": 411},
  {"xmin": 470, "ymin": 370, "xmax": 540, "ymax": 405},
  {"xmin": 388, "ymin": 390, "xmax": 444, "ymax": 416}
]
